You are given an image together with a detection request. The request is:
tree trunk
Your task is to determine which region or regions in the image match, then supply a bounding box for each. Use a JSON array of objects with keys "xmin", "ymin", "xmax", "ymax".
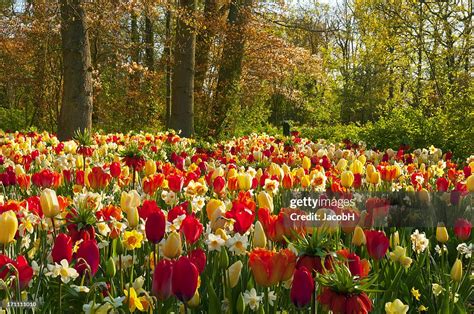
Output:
[
  {"xmin": 194, "ymin": 0, "xmax": 218, "ymax": 128},
  {"xmin": 170, "ymin": 0, "xmax": 196, "ymax": 137},
  {"xmin": 144, "ymin": 14, "xmax": 154, "ymax": 71},
  {"xmin": 165, "ymin": 7, "xmax": 172, "ymax": 128},
  {"xmin": 212, "ymin": 0, "xmax": 252, "ymax": 135},
  {"xmin": 58, "ymin": 0, "xmax": 93, "ymax": 141}
]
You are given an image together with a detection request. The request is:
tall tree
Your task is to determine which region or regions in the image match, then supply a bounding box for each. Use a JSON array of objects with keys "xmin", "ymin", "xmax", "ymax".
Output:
[
  {"xmin": 170, "ymin": 0, "xmax": 196, "ymax": 137},
  {"xmin": 212, "ymin": 0, "xmax": 253, "ymax": 135},
  {"xmin": 57, "ymin": 0, "xmax": 93, "ymax": 140}
]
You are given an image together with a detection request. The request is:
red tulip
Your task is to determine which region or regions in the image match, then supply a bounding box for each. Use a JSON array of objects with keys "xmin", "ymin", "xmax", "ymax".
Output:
[
  {"xmin": 172, "ymin": 256, "xmax": 199, "ymax": 302},
  {"xmin": 436, "ymin": 177, "xmax": 449, "ymax": 192},
  {"xmin": 188, "ymin": 248, "xmax": 207, "ymax": 274},
  {"xmin": 75, "ymin": 240, "xmax": 100, "ymax": 276},
  {"xmin": 180, "ymin": 214, "xmax": 203, "ymax": 244},
  {"xmin": 225, "ymin": 201, "xmax": 255, "ymax": 235},
  {"xmin": 110, "ymin": 162, "xmax": 121, "ymax": 178},
  {"xmin": 88, "ymin": 166, "xmax": 112, "ymax": 190},
  {"xmin": 364, "ymin": 230, "xmax": 389, "ymax": 260},
  {"xmin": 152, "ymin": 259, "xmax": 174, "ymax": 300},
  {"xmin": 296, "ymin": 254, "xmax": 333, "ymax": 274},
  {"xmin": 168, "ymin": 203, "xmax": 187, "ymax": 222},
  {"xmin": 213, "ymin": 176, "xmax": 226, "ymax": 193},
  {"xmin": 168, "ymin": 174, "xmax": 184, "ymax": 192},
  {"xmin": 146, "ymin": 210, "xmax": 166, "ymax": 244},
  {"xmin": 52, "ymin": 233, "xmax": 73, "ymax": 263},
  {"xmin": 248, "ymin": 248, "xmax": 296, "ymax": 287},
  {"xmin": 290, "ymin": 267, "xmax": 314, "ymax": 308},
  {"xmin": 454, "ymin": 218, "xmax": 471, "ymax": 241},
  {"xmin": 347, "ymin": 252, "xmax": 362, "ymax": 277},
  {"xmin": 15, "ymin": 256, "xmax": 33, "ymax": 289},
  {"xmin": 139, "ymin": 200, "xmax": 161, "ymax": 220}
]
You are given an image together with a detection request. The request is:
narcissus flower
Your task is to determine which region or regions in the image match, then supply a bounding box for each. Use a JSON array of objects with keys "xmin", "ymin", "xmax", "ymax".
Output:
[
  {"xmin": 0, "ymin": 210, "xmax": 18, "ymax": 245},
  {"xmin": 123, "ymin": 230, "xmax": 143, "ymax": 250},
  {"xmin": 124, "ymin": 287, "xmax": 144, "ymax": 312}
]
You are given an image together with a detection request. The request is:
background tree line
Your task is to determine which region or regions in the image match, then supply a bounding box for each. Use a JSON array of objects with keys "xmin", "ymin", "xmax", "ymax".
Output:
[{"xmin": 0, "ymin": 0, "xmax": 472, "ymax": 156}]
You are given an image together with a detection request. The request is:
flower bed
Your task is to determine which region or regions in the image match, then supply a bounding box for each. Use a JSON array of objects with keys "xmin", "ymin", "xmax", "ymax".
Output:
[{"xmin": 0, "ymin": 131, "xmax": 472, "ymax": 313}]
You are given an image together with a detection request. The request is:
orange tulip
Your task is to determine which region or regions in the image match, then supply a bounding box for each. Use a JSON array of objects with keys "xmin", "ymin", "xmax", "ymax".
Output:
[{"xmin": 248, "ymin": 248, "xmax": 296, "ymax": 287}]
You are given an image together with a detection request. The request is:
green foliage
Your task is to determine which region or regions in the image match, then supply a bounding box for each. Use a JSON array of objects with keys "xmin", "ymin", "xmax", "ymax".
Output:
[{"xmin": 0, "ymin": 107, "xmax": 28, "ymax": 131}]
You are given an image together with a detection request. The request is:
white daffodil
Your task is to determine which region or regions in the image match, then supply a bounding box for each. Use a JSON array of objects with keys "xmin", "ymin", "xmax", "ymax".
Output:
[
  {"xmin": 243, "ymin": 288, "xmax": 263, "ymax": 311},
  {"xmin": 227, "ymin": 234, "xmax": 248, "ymax": 256},
  {"xmin": 206, "ymin": 233, "xmax": 225, "ymax": 252}
]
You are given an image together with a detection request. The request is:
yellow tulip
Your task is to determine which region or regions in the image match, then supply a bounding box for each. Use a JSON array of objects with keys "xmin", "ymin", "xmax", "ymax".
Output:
[
  {"xmin": 368, "ymin": 171, "xmax": 381, "ymax": 185},
  {"xmin": 121, "ymin": 190, "xmax": 141, "ymax": 212},
  {"xmin": 466, "ymin": 174, "xmax": 474, "ymax": 192},
  {"xmin": 385, "ymin": 299, "xmax": 409, "ymax": 314},
  {"xmin": 237, "ymin": 173, "xmax": 252, "ymax": 191},
  {"xmin": 126, "ymin": 207, "xmax": 140, "ymax": 229},
  {"xmin": 436, "ymin": 224, "xmax": 449, "ymax": 243},
  {"xmin": 336, "ymin": 158, "xmax": 348, "ymax": 171},
  {"xmin": 341, "ymin": 171, "xmax": 355, "ymax": 188},
  {"xmin": 40, "ymin": 188, "xmax": 60, "ymax": 218},
  {"xmin": 226, "ymin": 168, "xmax": 237, "ymax": 179},
  {"xmin": 0, "ymin": 210, "xmax": 18, "ymax": 245},
  {"xmin": 390, "ymin": 231, "xmax": 399, "ymax": 248},
  {"xmin": 352, "ymin": 226, "xmax": 366, "ymax": 246},
  {"xmin": 75, "ymin": 155, "xmax": 84, "ymax": 169},
  {"xmin": 253, "ymin": 221, "xmax": 267, "ymax": 248},
  {"xmin": 450, "ymin": 259, "xmax": 463, "ymax": 282},
  {"xmin": 349, "ymin": 160, "xmax": 364, "ymax": 174},
  {"xmin": 14, "ymin": 164, "xmax": 25, "ymax": 176},
  {"xmin": 302, "ymin": 156, "xmax": 311, "ymax": 170},
  {"xmin": 206, "ymin": 199, "xmax": 225, "ymax": 220},
  {"xmin": 215, "ymin": 228, "xmax": 228, "ymax": 241},
  {"xmin": 366, "ymin": 164, "xmax": 376, "ymax": 178},
  {"xmin": 145, "ymin": 159, "xmax": 157, "ymax": 176},
  {"xmin": 296, "ymin": 168, "xmax": 306, "ymax": 178},
  {"xmin": 357, "ymin": 154, "xmax": 367, "ymax": 165},
  {"xmin": 163, "ymin": 231, "xmax": 182, "ymax": 259},
  {"xmin": 257, "ymin": 191, "xmax": 273, "ymax": 212},
  {"xmin": 226, "ymin": 261, "xmax": 243, "ymax": 288},
  {"xmin": 299, "ymin": 175, "xmax": 309, "ymax": 188}
]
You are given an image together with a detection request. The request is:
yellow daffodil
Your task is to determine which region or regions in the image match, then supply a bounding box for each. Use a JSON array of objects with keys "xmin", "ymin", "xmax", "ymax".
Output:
[
  {"xmin": 411, "ymin": 287, "xmax": 421, "ymax": 301},
  {"xmin": 124, "ymin": 287, "xmax": 144, "ymax": 312},
  {"xmin": 123, "ymin": 230, "xmax": 143, "ymax": 250}
]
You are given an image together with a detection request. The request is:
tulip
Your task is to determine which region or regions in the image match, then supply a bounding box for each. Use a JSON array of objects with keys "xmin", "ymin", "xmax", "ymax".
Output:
[
  {"xmin": 350, "ymin": 159, "xmax": 364, "ymax": 174},
  {"xmin": 0, "ymin": 210, "xmax": 18, "ymax": 245},
  {"xmin": 126, "ymin": 206, "xmax": 140, "ymax": 229},
  {"xmin": 172, "ymin": 256, "xmax": 199, "ymax": 302},
  {"xmin": 466, "ymin": 174, "xmax": 474, "ymax": 192},
  {"xmin": 188, "ymin": 248, "xmax": 207, "ymax": 274},
  {"xmin": 180, "ymin": 215, "xmax": 204, "ymax": 244},
  {"xmin": 237, "ymin": 173, "xmax": 252, "ymax": 191},
  {"xmin": 290, "ymin": 267, "xmax": 314, "ymax": 308},
  {"xmin": 450, "ymin": 259, "xmax": 462, "ymax": 282},
  {"xmin": 385, "ymin": 299, "xmax": 409, "ymax": 314},
  {"xmin": 257, "ymin": 191, "xmax": 273, "ymax": 212},
  {"xmin": 187, "ymin": 290, "xmax": 200, "ymax": 308},
  {"xmin": 106, "ymin": 256, "xmax": 116, "ymax": 278},
  {"xmin": 248, "ymin": 248, "xmax": 296, "ymax": 287},
  {"xmin": 40, "ymin": 188, "xmax": 60, "ymax": 218},
  {"xmin": 168, "ymin": 174, "xmax": 184, "ymax": 192},
  {"xmin": 364, "ymin": 230, "xmax": 389, "ymax": 260},
  {"xmin": 367, "ymin": 171, "xmax": 381, "ymax": 185},
  {"xmin": 302, "ymin": 156, "xmax": 311, "ymax": 170},
  {"xmin": 436, "ymin": 224, "xmax": 449, "ymax": 243},
  {"xmin": 419, "ymin": 188, "xmax": 430, "ymax": 204},
  {"xmin": 253, "ymin": 221, "xmax": 267, "ymax": 248},
  {"xmin": 454, "ymin": 218, "xmax": 471, "ymax": 241},
  {"xmin": 110, "ymin": 161, "xmax": 121, "ymax": 178},
  {"xmin": 227, "ymin": 261, "xmax": 243, "ymax": 288},
  {"xmin": 341, "ymin": 171, "xmax": 354, "ymax": 188},
  {"xmin": 162, "ymin": 231, "xmax": 182, "ymax": 259},
  {"xmin": 120, "ymin": 190, "xmax": 140, "ymax": 212},
  {"xmin": 389, "ymin": 231, "xmax": 399, "ymax": 249},
  {"xmin": 145, "ymin": 210, "xmax": 166, "ymax": 244},
  {"xmin": 15, "ymin": 256, "xmax": 33, "ymax": 289},
  {"xmin": 213, "ymin": 176, "xmax": 226, "ymax": 193},
  {"xmin": 75, "ymin": 240, "xmax": 100, "ymax": 276},
  {"xmin": 152, "ymin": 259, "xmax": 174, "ymax": 300},
  {"xmin": 336, "ymin": 158, "xmax": 348, "ymax": 171},
  {"xmin": 51, "ymin": 233, "xmax": 73, "ymax": 263},
  {"xmin": 145, "ymin": 159, "xmax": 157, "ymax": 176},
  {"xmin": 352, "ymin": 226, "xmax": 366, "ymax": 246}
]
